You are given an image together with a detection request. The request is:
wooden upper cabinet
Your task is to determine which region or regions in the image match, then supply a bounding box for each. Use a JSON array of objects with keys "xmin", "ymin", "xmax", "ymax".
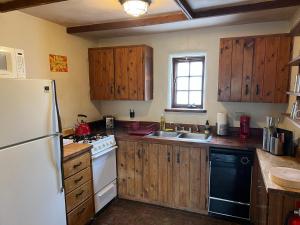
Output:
[
  {"xmin": 88, "ymin": 48, "xmax": 114, "ymax": 100},
  {"xmin": 89, "ymin": 45, "xmax": 153, "ymax": 101},
  {"xmin": 218, "ymin": 34, "xmax": 292, "ymax": 103}
]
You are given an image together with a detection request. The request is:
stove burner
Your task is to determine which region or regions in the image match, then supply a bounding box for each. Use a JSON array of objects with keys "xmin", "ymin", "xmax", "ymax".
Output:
[{"xmin": 65, "ymin": 133, "xmax": 108, "ymax": 143}]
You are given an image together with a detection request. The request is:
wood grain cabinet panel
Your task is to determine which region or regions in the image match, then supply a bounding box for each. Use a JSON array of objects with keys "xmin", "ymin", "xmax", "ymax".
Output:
[
  {"xmin": 67, "ymin": 197, "xmax": 94, "ymax": 225},
  {"xmin": 251, "ymin": 155, "xmax": 300, "ymax": 225},
  {"xmin": 116, "ymin": 140, "xmax": 208, "ymax": 214},
  {"xmin": 64, "ymin": 152, "xmax": 91, "ymax": 178},
  {"xmin": 64, "ymin": 151, "xmax": 94, "ymax": 225},
  {"xmin": 88, "ymin": 48, "xmax": 114, "ymax": 100},
  {"xmin": 89, "ymin": 45, "xmax": 153, "ymax": 101},
  {"xmin": 218, "ymin": 39, "xmax": 233, "ymax": 101},
  {"xmin": 218, "ymin": 34, "xmax": 292, "ymax": 103}
]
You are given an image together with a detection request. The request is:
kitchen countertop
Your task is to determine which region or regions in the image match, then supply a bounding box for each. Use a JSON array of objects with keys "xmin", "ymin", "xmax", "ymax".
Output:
[
  {"xmin": 103, "ymin": 128, "xmax": 262, "ymax": 150},
  {"xmin": 63, "ymin": 143, "xmax": 92, "ymax": 161},
  {"xmin": 256, "ymin": 149, "xmax": 300, "ymax": 195}
]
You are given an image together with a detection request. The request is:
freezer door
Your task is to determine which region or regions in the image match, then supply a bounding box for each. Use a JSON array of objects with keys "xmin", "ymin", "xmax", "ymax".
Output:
[
  {"xmin": 0, "ymin": 136, "xmax": 66, "ymax": 225},
  {"xmin": 0, "ymin": 79, "xmax": 60, "ymax": 149}
]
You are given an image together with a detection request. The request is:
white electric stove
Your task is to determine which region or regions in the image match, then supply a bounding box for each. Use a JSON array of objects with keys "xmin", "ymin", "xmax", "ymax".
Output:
[{"xmin": 64, "ymin": 133, "xmax": 117, "ymax": 213}]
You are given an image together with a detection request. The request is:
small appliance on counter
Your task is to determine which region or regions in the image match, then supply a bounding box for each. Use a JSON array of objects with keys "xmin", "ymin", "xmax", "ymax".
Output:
[
  {"xmin": 75, "ymin": 114, "xmax": 91, "ymax": 136},
  {"xmin": 262, "ymin": 116, "xmax": 294, "ymax": 156},
  {"xmin": 240, "ymin": 115, "xmax": 250, "ymax": 140},
  {"xmin": 104, "ymin": 115, "xmax": 115, "ymax": 130},
  {"xmin": 217, "ymin": 112, "xmax": 228, "ymax": 136}
]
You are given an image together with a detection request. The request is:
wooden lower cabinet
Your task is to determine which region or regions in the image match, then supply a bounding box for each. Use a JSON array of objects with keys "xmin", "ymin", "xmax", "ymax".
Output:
[
  {"xmin": 116, "ymin": 140, "xmax": 208, "ymax": 214},
  {"xmin": 64, "ymin": 152, "xmax": 94, "ymax": 225},
  {"xmin": 251, "ymin": 155, "xmax": 300, "ymax": 225}
]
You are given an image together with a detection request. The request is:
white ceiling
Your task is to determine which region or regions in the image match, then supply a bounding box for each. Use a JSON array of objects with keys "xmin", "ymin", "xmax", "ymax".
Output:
[
  {"xmin": 19, "ymin": 0, "xmax": 299, "ymax": 38},
  {"xmin": 22, "ymin": 0, "xmax": 180, "ymax": 26}
]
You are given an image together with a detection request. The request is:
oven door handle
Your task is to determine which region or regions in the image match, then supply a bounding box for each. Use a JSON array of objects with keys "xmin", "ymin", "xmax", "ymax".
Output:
[{"xmin": 92, "ymin": 146, "xmax": 118, "ymax": 159}]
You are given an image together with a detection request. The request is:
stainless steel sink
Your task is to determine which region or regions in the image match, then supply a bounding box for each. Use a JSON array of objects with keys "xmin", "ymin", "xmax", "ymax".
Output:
[
  {"xmin": 147, "ymin": 131, "xmax": 180, "ymax": 138},
  {"xmin": 178, "ymin": 132, "xmax": 211, "ymax": 141},
  {"xmin": 146, "ymin": 131, "xmax": 211, "ymax": 142}
]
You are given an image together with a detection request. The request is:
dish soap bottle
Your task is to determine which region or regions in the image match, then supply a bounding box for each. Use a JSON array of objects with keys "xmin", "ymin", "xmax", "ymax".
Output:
[
  {"xmin": 204, "ymin": 120, "xmax": 210, "ymax": 137},
  {"xmin": 160, "ymin": 114, "xmax": 166, "ymax": 131}
]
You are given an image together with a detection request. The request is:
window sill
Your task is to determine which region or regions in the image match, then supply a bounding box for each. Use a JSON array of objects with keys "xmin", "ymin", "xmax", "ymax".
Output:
[{"xmin": 164, "ymin": 108, "xmax": 207, "ymax": 113}]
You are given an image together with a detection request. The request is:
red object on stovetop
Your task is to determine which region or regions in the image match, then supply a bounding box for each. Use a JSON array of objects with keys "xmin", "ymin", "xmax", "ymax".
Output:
[
  {"xmin": 75, "ymin": 114, "xmax": 91, "ymax": 136},
  {"xmin": 240, "ymin": 115, "xmax": 250, "ymax": 140}
]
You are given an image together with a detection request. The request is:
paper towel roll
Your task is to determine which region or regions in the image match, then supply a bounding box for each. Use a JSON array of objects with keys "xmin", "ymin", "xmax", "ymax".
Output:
[{"xmin": 217, "ymin": 112, "xmax": 228, "ymax": 135}]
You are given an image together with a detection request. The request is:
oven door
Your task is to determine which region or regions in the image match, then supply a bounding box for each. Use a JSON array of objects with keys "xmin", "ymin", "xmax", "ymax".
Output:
[{"xmin": 92, "ymin": 146, "xmax": 117, "ymax": 194}]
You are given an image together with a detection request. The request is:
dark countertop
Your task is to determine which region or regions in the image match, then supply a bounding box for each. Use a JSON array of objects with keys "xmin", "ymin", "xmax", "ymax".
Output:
[{"xmin": 100, "ymin": 128, "xmax": 262, "ymax": 150}]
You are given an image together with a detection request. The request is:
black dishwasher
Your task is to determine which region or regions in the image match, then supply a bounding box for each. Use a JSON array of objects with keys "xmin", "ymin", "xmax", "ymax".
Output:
[{"xmin": 209, "ymin": 147, "xmax": 253, "ymax": 221}]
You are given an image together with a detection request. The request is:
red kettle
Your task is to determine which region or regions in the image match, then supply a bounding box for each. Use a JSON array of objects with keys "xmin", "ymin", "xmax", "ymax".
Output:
[
  {"xmin": 285, "ymin": 209, "xmax": 300, "ymax": 225},
  {"xmin": 75, "ymin": 114, "xmax": 91, "ymax": 136}
]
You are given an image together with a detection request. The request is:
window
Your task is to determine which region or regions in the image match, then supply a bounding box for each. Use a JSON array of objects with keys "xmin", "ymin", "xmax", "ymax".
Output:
[{"xmin": 172, "ymin": 56, "xmax": 205, "ymax": 109}]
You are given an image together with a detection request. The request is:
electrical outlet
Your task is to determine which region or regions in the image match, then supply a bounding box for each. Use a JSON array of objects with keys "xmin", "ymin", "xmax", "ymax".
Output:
[{"xmin": 234, "ymin": 112, "xmax": 245, "ymax": 121}]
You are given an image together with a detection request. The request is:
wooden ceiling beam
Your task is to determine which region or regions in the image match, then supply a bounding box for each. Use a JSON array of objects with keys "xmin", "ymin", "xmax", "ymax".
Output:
[
  {"xmin": 193, "ymin": 0, "xmax": 300, "ymax": 18},
  {"xmin": 0, "ymin": 0, "xmax": 67, "ymax": 12},
  {"xmin": 173, "ymin": 0, "xmax": 194, "ymax": 19},
  {"xmin": 67, "ymin": 11, "xmax": 187, "ymax": 34}
]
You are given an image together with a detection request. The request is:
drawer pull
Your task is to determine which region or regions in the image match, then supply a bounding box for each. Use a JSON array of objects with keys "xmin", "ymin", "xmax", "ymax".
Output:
[
  {"xmin": 74, "ymin": 176, "xmax": 83, "ymax": 184},
  {"xmin": 73, "ymin": 162, "xmax": 82, "ymax": 169},
  {"xmin": 77, "ymin": 207, "xmax": 86, "ymax": 216},
  {"xmin": 76, "ymin": 190, "xmax": 84, "ymax": 198}
]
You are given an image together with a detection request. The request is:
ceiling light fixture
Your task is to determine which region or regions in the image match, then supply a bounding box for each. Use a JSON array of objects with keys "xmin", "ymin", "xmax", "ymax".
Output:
[{"xmin": 119, "ymin": 0, "xmax": 151, "ymax": 17}]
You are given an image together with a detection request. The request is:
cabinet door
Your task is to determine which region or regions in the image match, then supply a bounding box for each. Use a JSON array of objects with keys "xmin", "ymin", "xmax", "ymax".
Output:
[
  {"xmin": 116, "ymin": 140, "xmax": 128, "ymax": 197},
  {"xmin": 134, "ymin": 142, "xmax": 144, "ymax": 200},
  {"xmin": 190, "ymin": 147, "xmax": 208, "ymax": 211},
  {"xmin": 230, "ymin": 38, "xmax": 244, "ymax": 101},
  {"xmin": 88, "ymin": 48, "xmax": 114, "ymax": 100},
  {"xmin": 143, "ymin": 143, "xmax": 159, "ymax": 202},
  {"xmin": 241, "ymin": 38, "xmax": 255, "ymax": 102},
  {"xmin": 262, "ymin": 37, "xmax": 280, "ymax": 102},
  {"xmin": 252, "ymin": 37, "xmax": 266, "ymax": 102},
  {"xmin": 218, "ymin": 39, "xmax": 233, "ymax": 101},
  {"xmin": 116, "ymin": 140, "xmax": 136, "ymax": 198},
  {"xmin": 173, "ymin": 146, "xmax": 190, "ymax": 209},
  {"xmin": 173, "ymin": 146, "xmax": 208, "ymax": 212},
  {"xmin": 275, "ymin": 36, "xmax": 292, "ymax": 103},
  {"xmin": 157, "ymin": 144, "xmax": 173, "ymax": 205},
  {"xmin": 114, "ymin": 47, "xmax": 143, "ymax": 100}
]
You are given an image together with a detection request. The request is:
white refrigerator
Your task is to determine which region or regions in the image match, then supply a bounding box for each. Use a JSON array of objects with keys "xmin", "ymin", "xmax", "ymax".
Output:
[{"xmin": 0, "ymin": 79, "xmax": 67, "ymax": 225}]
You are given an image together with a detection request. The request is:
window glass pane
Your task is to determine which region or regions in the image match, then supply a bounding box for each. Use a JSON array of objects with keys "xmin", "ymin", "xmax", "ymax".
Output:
[
  {"xmin": 176, "ymin": 91, "xmax": 188, "ymax": 105},
  {"xmin": 177, "ymin": 62, "xmax": 189, "ymax": 76},
  {"xmin": 190, "ymin": 61, "xmax": 203, "ymax": 76},
  {"xmin": 189, "ymin": 77, "xmax": 202, "ymax": 90},
  {"xmin": 189, "ymin": 91, "xmax": 202, "ymax": 105},
  {"xmin": 177, "ymin": 77, "xmax": 189, "ymax": 90}
]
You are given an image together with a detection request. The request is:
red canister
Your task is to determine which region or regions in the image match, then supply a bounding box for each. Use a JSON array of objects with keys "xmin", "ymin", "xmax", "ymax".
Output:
[{"xmin": 240, "ymin": 115, "xmax": 250, "ymax": 140}]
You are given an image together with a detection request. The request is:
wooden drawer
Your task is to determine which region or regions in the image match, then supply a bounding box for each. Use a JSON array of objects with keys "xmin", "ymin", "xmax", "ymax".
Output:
[
  {"xmin": 64, "ymin": 152, "xmax": 90, "ymax": 178},
  {"xmin": 65, "ymin": 167, "xmax": 92, "ymax": 194},
  {"xmin": 66, "ymin": 180, "xmax": 93, "ymax": 213},
  {"xmin": 67, "ymin": 197, "xmax": 94, "ymax": 225}
]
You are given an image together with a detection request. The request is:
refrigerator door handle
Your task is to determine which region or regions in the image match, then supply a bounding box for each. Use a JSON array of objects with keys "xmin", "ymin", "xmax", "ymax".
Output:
[
  {"xmin": 52, "ymin": 80, "xmax": 62, "ymax": 134},
  {"xmin": 54, "ymin": 134, "xmax": 64, "ymax": 193}
]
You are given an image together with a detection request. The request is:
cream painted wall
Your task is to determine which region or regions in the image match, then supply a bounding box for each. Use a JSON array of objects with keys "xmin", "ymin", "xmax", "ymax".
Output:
[
  {"xmin": 0, "ymin": 11, "xmax": 101, "ymax": 128},
  {"xmin": 97, "ymin": 21, "xmax": 290, "ymax": 128}
]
